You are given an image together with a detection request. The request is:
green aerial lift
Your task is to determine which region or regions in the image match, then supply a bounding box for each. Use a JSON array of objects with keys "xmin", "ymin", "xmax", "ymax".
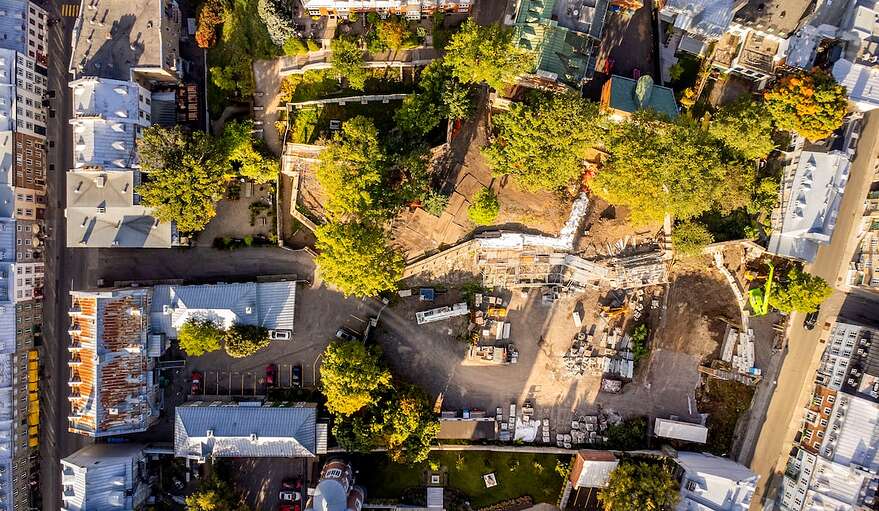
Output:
[{"xmin": 748, "ymin": 262, "xmax": 775, "ymax": 316}]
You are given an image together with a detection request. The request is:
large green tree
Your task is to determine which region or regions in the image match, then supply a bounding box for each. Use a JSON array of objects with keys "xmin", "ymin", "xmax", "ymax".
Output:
[
  {"xmin": 467, "ymin": 187, "xmax": 500, "ymax": 226},
  {"xmin": 258, "ymin": 0, "xmax": 296, "ymax": 46},
  {"xmin": 709, "ymin": 100, "xmax": 776, "ymax": 160},
  {"xmin": 185, "ymin": 475, "xmax": 250, "ymax": 511},
  {"xmin": 592, "ymin": 116, "xmax": 755, "ymax": 225},
  {"xmin": 764, "ymin": 70, "xmax": 847, "ymax": 142},
  {"xmin": 395, "ymin": 59, "xmax": 473, "ymax": 136},
  {"xmin": 137, "ymin": 126, "xmax": 229, "ymax": 232},
  {"xmin": 330, "ymin": 38, "xmax": 368, "ymax": 90},
  {"xmin": 484, "ymin": 94, "xmax": 605, "ymax": 191},
  {"xmin": 444, "ymin": 19, "xmax": 531, "ymax": 91},
  {"xmin": 317, "ymin": 116, "xmax": 388, "ymax": 220},
  {"xmin": 599, "ymin": 461, "xmax": 680, "ymax": 511},
  {"xmin": 320, "ymin": 340, "xmax": 393, "ymax": 415},
  {"xmin": 223, "ymin": 120, "xmax": 280, "ymax": 183},
  {"xmin": 177, "ymin": 318, "xmax": 224, "ymax": 356},
  {"xmin": 223, "ymin": 324, "xmax": 270, "ymax": 358},
  {"xmin": 770, "ymin": 266, "xmax": 832, "ymax": 314},
  {"xmin": 381, "ymin": 385, "xmax": 440, "ymax": 463},
  {"xmin": 315, "ymin": 220, "xmax": 404, "ymax": 297},
  {"xmin": 673, "ymin": 221, "xmax": 714, "ymax": 257}
]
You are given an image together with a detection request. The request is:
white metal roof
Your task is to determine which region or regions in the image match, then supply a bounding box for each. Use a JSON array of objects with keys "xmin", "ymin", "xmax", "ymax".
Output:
[
  {"xmin": 150, "ymin": 281, "xmax": 297, "ymax": 336},
  {"xmin": 825, "ymin": 394, "xmax": 879, "ymax": 471},
  {"xmin": 655, "ymin": 418, "xmax": 709, "ymax": 443},
  {"xmin": 675, "ymin": 452, "xmax": 758, "ymax": 511},
  {"xmin": 834, "ymin": 59, "xmax": 879, "ymax": 112},
  {"xmin": 61, "ymin": 443, "xmax": 148, "ymax": 511},
  {"xmin": 174, "ymin": 402, "xmax": 318, "ymax": 459},
  {"xmin": 769, "ymin": 151, "xmax": 850, "ymax": 262}
]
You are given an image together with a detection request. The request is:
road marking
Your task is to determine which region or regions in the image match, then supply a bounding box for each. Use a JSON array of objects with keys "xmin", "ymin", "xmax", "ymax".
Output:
[{"xmin": 61, "ymin": 4, "xmax": 80, "ymax": 17}]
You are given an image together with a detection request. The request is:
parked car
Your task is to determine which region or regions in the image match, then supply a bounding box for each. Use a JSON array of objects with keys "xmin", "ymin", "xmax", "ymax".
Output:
[
  {"xmin": 266, "ymin": 364, "xmax": 277, "ymax": 386},
  {"xmin": 804, "ymin": 306, "xmax": 820, "ymax": 330},
  {"xmin": 292, "ymin": 364, "xmax": 302, "ymax": 388},
  {"xmin": 279, "ymin": 478, "xmax": 302, "ymax": 502},
  {"xmin": 335, "ymin": 328, "xmax": 361, "ymax": 342},
  {"xmin": 278, "ymin": 504, "xmax": 301, "ymax": 511},
  {"xmin": 190, "ymin": 371, "xmax": 203, "ymax": 395}
]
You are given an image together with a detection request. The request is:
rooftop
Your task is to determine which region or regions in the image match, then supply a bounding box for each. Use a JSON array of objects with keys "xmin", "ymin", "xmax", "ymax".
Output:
[
  {"xmin": 68, "ymin": 289, "xmax": 161, "ymax": 437},
  {"xmin": 69, "ymin": 0, "xmax": 181, "ymax": 81},
  {"xmin": 675, "ymin": 452, "xmax": 758, "ymax": 511},
  {"xmin": 733, "ymin": 0, "xmax": 816, "ymax": 38},
  {"xmin": 833, "ymin": 59, "xmax": 879, "ymax": 112},
  {"xmin": 822, "ymin": 393, "xmax": 879, "ymax": 471},
  {"xmin": 768, "ymin": 151, "xmax": 850, "ymax": 262},
  {"xmin": 437, "ymin": 418, "xmax": 498, "ymax": 440},
  {"xmin": 571, "ymin": 450, "xmax": 619, "ymax": 488},
  {"xmin": 0, "ymin": 1, "xmax": 28, "ymax": 54},
  {"xmin": 60, "ymin": 443, "xmax": 149, "ymax": 511},
  {"xmin": 174, "ymin": 402, "xmax": 320, "ymax": 459},
  {"xmin": 605, "ymin": 75, "xmax": 679, "ymax": 119},
  {"xmin": 661, "ymin": 0, "xmax": 742, "ymax": 40},
  {"xmin": 655, "ymin": 418, "xmax": 708, "ymax": 443},
  {"xmin": 149, "ymin": 281, "xmax": 297, "ymax": 337},
  {"xmin": 70, "ymin": 77, "xmax": 148, "ymax": 124},
  {"xmin": 801, "ymin": 457, "xmax": 876, "ymax": 509}
]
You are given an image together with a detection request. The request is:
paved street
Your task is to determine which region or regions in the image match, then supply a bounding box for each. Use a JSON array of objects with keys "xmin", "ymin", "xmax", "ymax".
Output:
[
  {"xmin": 41, "ymin": 2, "xmax": 84, "ymax": 509},
  {"xmin": 749, "ymin": 110, "xmax": 879, "ymax": 509}
]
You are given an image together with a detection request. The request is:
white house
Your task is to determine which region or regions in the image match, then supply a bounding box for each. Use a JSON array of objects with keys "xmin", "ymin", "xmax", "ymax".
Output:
[{"xmin": 675, "ymin": 452, "xmax": 758, "ymax": 511}]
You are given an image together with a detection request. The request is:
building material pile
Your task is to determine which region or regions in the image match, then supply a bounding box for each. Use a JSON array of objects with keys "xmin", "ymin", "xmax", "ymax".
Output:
[
  {"xmin": 562, "ymin": 327, "xmax": 634, "ymax": 380},
  {"xmin": 416, "ymin": 302, "xmax": 469, "ymax": 325},
  {"xmin": 720, "ymin": 326, "xmax": 759, "ymax": 376}
]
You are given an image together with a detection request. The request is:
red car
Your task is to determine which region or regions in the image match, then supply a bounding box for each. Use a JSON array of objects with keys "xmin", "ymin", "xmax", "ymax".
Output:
[
  {"xmin": 190, "ymin": 371, "xmax": 203, "ymax": 395},
  {"xmin": 278, "ymin": 505, "xmax": 301, "ymax": 511},
  {"xmin": 265, "ymin": 364, "xmax": 277, "ymax": 387}
]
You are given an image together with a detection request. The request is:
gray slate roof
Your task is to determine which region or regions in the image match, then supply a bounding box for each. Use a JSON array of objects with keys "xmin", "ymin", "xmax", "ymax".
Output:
[{"xmin": 174, "ymin": 403, "xmax": 317, "ymax": 459}]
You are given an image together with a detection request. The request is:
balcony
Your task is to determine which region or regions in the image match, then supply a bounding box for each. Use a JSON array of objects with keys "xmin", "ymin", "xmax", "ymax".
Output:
[
  {"xmin": 67, "ymin": 304, "xmax": 81, "ymax": 317},
  {"xmin": 67, "ymin": 324, "xmax": 81, "ymax": 338}
]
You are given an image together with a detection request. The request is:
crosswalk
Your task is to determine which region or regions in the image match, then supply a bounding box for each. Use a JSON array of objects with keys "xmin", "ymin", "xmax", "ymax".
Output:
[{"xmin": 60, "ymin": 3, "xmax": 79, "ymax": 17}]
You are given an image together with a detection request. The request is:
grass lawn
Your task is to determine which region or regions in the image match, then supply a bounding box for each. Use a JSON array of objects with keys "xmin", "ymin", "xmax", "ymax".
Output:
[
  {"xmin": 207, "ymin": 0, "xmax": 283, "ymax": 115},
  {"xmin": 697, "ymin": 379, "xmax": 755, "ymax": 456},
  {"xmin": 351, "ymin": 451, "xmax": 570, "ymax": 508}
]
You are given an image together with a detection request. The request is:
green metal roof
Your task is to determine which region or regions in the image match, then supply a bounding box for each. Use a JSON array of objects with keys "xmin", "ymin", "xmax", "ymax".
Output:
[{"xmin": 607, "ymin": 75, "xmax": 679, "ymax": 118}]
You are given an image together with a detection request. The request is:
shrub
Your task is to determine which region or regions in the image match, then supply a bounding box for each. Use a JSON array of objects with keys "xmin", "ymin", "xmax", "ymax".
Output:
[
  {"xmin": 307, "ymin": 39, "xmax": 321, "ymax": 51},
  {"xmin": 422, "ymin": 191, "xmax": 449, "ymax": 216},
  {"xmin": 673, "ymin": 221, "xmax": 714, "ymax": 257},
  {"xmin": 224, "ymin": 324, "xmax": 270, "ymax": 358},
  {"xmin": 283, "ymin": 37, "xmax": 308, "ymax": 56},
  {"xmin": 467, "ymin": 187, "xmax": 500, "ymax": 226}
]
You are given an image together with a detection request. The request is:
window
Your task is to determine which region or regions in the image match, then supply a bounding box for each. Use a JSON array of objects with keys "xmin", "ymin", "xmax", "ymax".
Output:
[
  {"xmin": 820, "ymin": 419, "xmax": 828, "ymax": 427},
  {"xmin": 827, "ymin": 395, "xmax": 835, "ymax": 404},
  {"xmin": 817, "ymin": 430, "xmax": 824, "ymax": 438},
  {"xmin": 824, "ymin": 407, "xmax": 832, "ymax": 415}
]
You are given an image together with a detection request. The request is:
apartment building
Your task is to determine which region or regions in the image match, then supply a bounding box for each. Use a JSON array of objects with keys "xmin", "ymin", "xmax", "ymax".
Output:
[
  {"xmin": 303, "ymin": 0, "xmax": 470, "ymax": 18},
  {"xmin": 66, "ymin": 0, "xmax": 182, "ymax": 248},
  {"xmin": 0, "ymin": 2, "xmax": 49, "ymax": 510},
  {"xmin": 61, "ymin": 444, "xmax": 152, "ymax": 511},
  {"xmin": 781, "ymin": 320, "xmax": 879, "ymax": 510}
]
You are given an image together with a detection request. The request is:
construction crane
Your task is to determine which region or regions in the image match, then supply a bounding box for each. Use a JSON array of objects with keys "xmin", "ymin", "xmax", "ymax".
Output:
[{"xmin": 748, "ymin": 262, "xmax": 775, "ymax": 316}]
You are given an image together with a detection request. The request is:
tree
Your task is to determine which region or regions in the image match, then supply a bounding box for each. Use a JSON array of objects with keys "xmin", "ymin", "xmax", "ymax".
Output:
[
  {"xmin": 315, "ymin": 221, "xmax": 404, "ymax": 297},
  {"xmin": 210, "ymin": 62, "xmax": 255, "ymax": 97},
  {"xmin": 467, "ymin": 187, "xmax": 500, "ymax": 225},
  {"xmin": 672, "ymin": 221, "xmax": 714, "ymax": 257},
  {"xmin": 769, "ymin": 266, "xmax": 832, "ymax": 314},
  {"xmin": 483, "ymin": 94, "xmax": 604, "ymax": 191},
  {"xmin": 395, "ymin": 60, "xmax": 472, "ymax": 136},
  {"xmin": 709, "ymin": 100, "xmax": 776, "ymax": 160},
  {"xmin": 593, "ymin": 116, "xmax": 755, "ymax": 225},
  {"xmin": 137, "ymin": 126, "xmax": 229, "ymax": 233},
  {"xmin": 283, "ymin": 37, "xmax": 308, "ymax": 56},
  {"xmin": 764, "ymin": 70, "xmax": 847, "ymax": 142},
  {"xmin": 422, "ymin": 191, "xmax": 449, "ymax": 216},
  {"xmin": 605, "ymin": 417, "xmax": 648, "ymax": 451},
  {"xmin": 381, "ymin": 385, "xmax": 440, "ymax": 464},
  {"xmin": 196, "ymin": 0, "xmax": 225, "ymax": 49},
  {"xmin": 317, "ymin": 116, "xmax": 388, "ymax": 220},
  {"xmin": 320, "ymin": 340, "xmax": 393, "ymax": 415},
  {"xmin": 177, "ymin": 318, "xmax": 224, "ymax": 356},
  {"xmin": 444, "ymin": 19, "xmax": 532, "ymax": 91},
  {"xmin": 258, "ymin": 0, "xmax": 297, "ymax": 46},
  {"xmin": 330, "ymin": 38, "xmax": 368, "ymax": 90},
  {"xmin": 599, "ymin": 461, "xmax": 680, "ymax": 511},
  {"xmin": 376, "ymin": 17, "xmax": 410, "ymax": 50},
  {"xmin": 306, "ymin": 39, "xmax": 321, "ymax": 52},
  {"xmin": 185, "ymin": 475, "xmax": 250, "ymax": 511},
  {"xmin": 223, "ymin": 324, "xmax": 270, "ymax": 358},
  {"xmin": 223, "ymin": 120, "xmax": 280, "ymax": 183}
]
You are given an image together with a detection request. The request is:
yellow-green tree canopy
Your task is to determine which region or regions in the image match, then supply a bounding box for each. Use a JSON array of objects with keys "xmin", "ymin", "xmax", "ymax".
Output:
[
  {"xmin": 708, "ymin": 100, "xmax": 776, "ymax": 160},
  {"xmin": 467, "ymin": 187, "xmax": 500, "ymax": 226},
  {"xmin": 444, "ymin": 19, "xmax": 532, "ymax": 91},
  {"xmin": 222, "ymin": 120, "xmax": 280, "ymax": 183},
  {"xmin": 223, "ymin": 324, "xmax": 270, "ymax": 358},
  {"xmin": 177, "ymin": 318, "xmax": 224, "ymax": 356},
  {"xmin": 330, "ymin": 38, "xmax": 368, "ymax": 90},
  {"xmin": 599, "ymin": 461, "xmax": 680, "ymax": 511},
  {"xmin": 320, "ymin": 340, "xmax": 393, "ymax": 415},
  {"xmin": 770, "ymin": 266, "xmax": 832, "ymax": 314},
  {"xmin": 137, "ymin": 126, "xmax": 230, "ymax": 233},
  {"xmin": 672, "ymin": 221, "xmax": 714, "ymax": 257},
  {"xmin": 592, "ymin": 115, "xmax": 755, "ymax": 225},
  {"xmin": 317, "ymin": 116, "xmax": 388, "ymax": 221},
  {"xmin": 314, "ymin": 220, "xmax": 404, "ymax": 297},
  {"xmin": 483, "ymin": 93, "xmax": 605, "ymax": 191},
  {"xmin": 764, "ymin": 70, "xmax": 847, "ymax": 142}
]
